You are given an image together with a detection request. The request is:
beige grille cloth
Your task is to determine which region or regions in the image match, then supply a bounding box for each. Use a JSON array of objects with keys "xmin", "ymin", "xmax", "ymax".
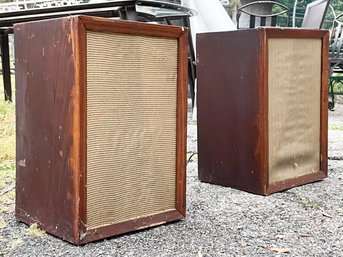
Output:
[
  {"xmin": 86, "ymin": 32, "xmax": 178, "ymax": 229},
  {"xmin": 268, "ymin": 38, "xmax": 321, "ymax": 184}
]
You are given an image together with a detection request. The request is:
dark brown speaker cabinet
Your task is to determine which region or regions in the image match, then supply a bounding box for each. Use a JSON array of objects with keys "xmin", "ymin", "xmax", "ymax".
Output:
[
  {"xmin": 15, "ymin": 15, "xmax": 188, "ymax": 244},
  {"xmin": 196, "ymin": 28, "xmax": 329, "ymax": 195}
]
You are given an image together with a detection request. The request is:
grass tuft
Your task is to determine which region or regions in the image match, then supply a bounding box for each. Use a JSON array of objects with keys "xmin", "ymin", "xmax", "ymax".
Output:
[
  {"xmin": 331, "ymin": 80, "xmax": 343, "ymax": 94},
  {"xmin": 299, "ymin": 198, "xmax": 321, "ymax": 210},
  {"xmin": 0, "ymin": 217, "xmax": 7, "ymax": 230},
  {"xmin": 0, "ymin": 161, "xmax": 16, "ymax": 191},
  {"xmin": 27, "ymin": 223, "xmax": 45, "ymax": 237},
  {"xmin": 0, "ymin": 100, "xmax": 15, "ymax": 162},
  {"xmin": 0, "ymin": 99, "xmax": 16, "ymax": 218}
]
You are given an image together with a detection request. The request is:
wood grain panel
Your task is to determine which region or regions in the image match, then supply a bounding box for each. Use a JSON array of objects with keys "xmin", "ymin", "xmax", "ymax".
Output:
[{"xmin": 15, "ymin": 18, "xmax": 78, "ymax": 242}]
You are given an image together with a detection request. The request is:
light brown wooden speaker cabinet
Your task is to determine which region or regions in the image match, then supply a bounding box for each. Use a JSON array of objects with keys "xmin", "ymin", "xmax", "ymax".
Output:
[
  {"xmin": 15, "ymin": 15, "xmax": 188, "ymax": 244},
  {"xmin": 197, "ymin": 28, "xmax": 329, "ymax": 195}
]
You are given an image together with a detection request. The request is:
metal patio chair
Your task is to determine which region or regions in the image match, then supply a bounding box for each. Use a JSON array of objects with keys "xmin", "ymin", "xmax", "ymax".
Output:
[
  {"xmin": 236, "ymin": 0, "xmax": 290, "ymax": 29},
  {"xmin": 301, "ymin": 0, "xmax": 330, "ymax": 29},
  {"xmin": 0, "ymin": 0, "xmax": 196, "ymax": 103},
  {"xmin": 329, "ymin": 12, "xmax": 343, "ymax": 110}
]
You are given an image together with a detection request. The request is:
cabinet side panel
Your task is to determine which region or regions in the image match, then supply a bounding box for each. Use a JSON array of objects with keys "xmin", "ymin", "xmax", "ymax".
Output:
[
  {"xmin": 196, "ymin": 30, "xmax": 265, "ymax": 194},
  {"xmin": 15, "ymin": 18, "xmax": 77, "ymax": 242},
  {"xmin": 268, "ymin": 38, "xmax": 321, "ymax": 184}
]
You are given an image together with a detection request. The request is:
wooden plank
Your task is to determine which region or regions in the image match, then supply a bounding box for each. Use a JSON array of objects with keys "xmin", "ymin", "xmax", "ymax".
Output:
[{"xmin": 15, "ymin": 17, "xmax": 78, "ymax": 243}]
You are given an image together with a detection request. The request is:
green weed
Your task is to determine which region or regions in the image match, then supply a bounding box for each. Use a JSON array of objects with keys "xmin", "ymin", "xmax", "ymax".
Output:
[
  {"xmin": 0, "ymin": 100, "xmax": 15, "ymax": 162},
  {"xmin": 299, "ymin": 198, "xmax": 321, "ymax": 210}
]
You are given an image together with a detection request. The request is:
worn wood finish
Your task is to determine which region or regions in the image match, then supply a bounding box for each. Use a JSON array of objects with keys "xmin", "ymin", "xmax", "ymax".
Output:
[
  {"xmin": 15, "ymin": 18, "xmax": 77, "ymax": 242},
  {"xmin": 267, "ymin": 171, "xmax": 327, "ymax": 194},
  {"xmin": 79, "ymin": 15, "xmax": 187, "ymax": 39},
  {"xmin": 320, "ymin": 32, "xmax": 329, "ymax": 178},
  {"xmin": 265, "ymin": 27, "xmax": 328, "ymax": 38},
  {"xmin": 71, "ymin": 17, "xmax": 87, "ymax": 241},
  {"xmin": 175, "ymin": 31, "xmax": 188, "ymax": 216},
  {"xmin": 260, "ymin": 29, "xmax": 269, "ymax": 194},
  {"xmin": 80, "ymin": 209, "xmax": 183, "ymax": 244},
  {"xmin": 197, "ymin": 28, "xmax": 328, "ymax": 195},
  {"xmin": 15, "ymin": 15, "xmax": 188, "ymax": 244},
  {"xmin": 197, "ymin": 29, "xmax": 265, "ymax": 194}
]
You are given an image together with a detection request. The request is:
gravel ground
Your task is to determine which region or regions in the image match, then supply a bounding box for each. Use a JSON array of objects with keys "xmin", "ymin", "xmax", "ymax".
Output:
[{"xmin": 0, "ymin": 101, "xmax": 343, "ymax": 257}]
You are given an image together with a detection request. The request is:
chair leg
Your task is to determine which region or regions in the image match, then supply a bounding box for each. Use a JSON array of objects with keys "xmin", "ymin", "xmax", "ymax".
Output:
[
  {"xmin": 1, "ymin": 32, "xmax": 12, "ymax": 102},
  {"xmin": 188, "ymin": 58, "xmax": 195, "ymax": 108},
  {"xmin": 183, "ymin": 17, "xmax": 196, "ymax": 109},
  {"xmin": 329, "ymin": 78, "xmax": 335, "ymax": 111}
]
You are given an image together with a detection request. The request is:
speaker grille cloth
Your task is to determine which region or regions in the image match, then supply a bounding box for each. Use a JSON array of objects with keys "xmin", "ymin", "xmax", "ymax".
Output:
[
  {"xmin": 268, "ymin": 38, "xmax": 321, "ymax": 184},
  {"xmin": 86, "ymin": 32, "xmax": 178, "ymax": 229}
]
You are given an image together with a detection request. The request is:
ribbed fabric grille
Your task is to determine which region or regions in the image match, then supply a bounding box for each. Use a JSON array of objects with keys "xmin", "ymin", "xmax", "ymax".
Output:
[
  {"xmin": 268, "ymin": 38, "xmax": 321, "ymax": 184},
  {"xmin": 86, "ymin": 31, "xmax": 178, "ymax": 229}
]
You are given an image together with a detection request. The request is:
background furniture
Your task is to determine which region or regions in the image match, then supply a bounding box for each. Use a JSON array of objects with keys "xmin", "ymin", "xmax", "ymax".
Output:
[
  {"xmin": 329, "ymin": 12, "xmax": 343, "ymax": 110},
  {"xmin": 0, "ymin": 0, "xmax": 196, "ymax": 103},
  {"xmin": 196, "ymin": 28, "xmax": 329, "ymax": 195},
  {"xmin": 0, "ymin": 27, "xmax": 12, "ymax": 101},
  {"xmin": 236, "ymin": 0, "xmax": 290, "ymax": 29},
  {"xmin": 301, "ymin": 0, "xmax": 330, "ymax": 28}
]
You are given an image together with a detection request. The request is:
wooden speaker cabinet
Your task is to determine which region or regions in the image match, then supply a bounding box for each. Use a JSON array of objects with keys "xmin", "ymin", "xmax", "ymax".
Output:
[
  {"xmin": 15, "ymin": 15, "xmax": 188, "ymax": 244},
  {"xmin": 196, "ymin": 28, "xmax": 329, "ymax": 195}
]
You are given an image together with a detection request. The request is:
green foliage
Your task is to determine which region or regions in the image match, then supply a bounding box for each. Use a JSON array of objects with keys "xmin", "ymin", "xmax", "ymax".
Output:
[
  {"xmin": 333, "ymin": 81, "xmax": 343, "ymax": 93},
  {"xmin": 0, "ymin": 161, "xmax": 15, "ymax": 191},
  {"xmin": 272, "ymin": 5, "xmax": 291, "ymax": 27}
]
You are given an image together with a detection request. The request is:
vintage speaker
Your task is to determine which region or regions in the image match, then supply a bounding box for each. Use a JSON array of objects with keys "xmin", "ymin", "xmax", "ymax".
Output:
[
  {"xmin": 197, "ymin": 28, "xmax": 329, "ymax": 195},
  {"xmin": 15, "ymin": 15, "xmax": 188, "ymax": 244}
]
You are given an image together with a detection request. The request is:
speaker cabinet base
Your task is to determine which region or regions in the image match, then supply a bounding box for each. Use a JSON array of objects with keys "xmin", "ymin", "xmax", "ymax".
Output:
[
  {"xmin": 15, "ymin": 16, "xmax": 188, "ymax": 244},
  {"xmin": 196, "ymin": 28, "xmax": 329, "ymax": 195}
]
